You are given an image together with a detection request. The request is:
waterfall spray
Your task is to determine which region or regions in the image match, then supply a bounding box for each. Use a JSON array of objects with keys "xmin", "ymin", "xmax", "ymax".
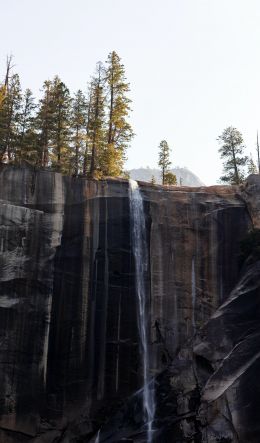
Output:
[{"xmin": 129, "ymin": 179, "xmax": 155, "ymax": 443}]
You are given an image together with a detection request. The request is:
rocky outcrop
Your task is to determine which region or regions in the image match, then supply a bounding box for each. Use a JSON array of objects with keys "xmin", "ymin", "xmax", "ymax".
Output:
[
  {"xmin": 129, "ymin": 167, "xmax": 204, "ymax": 186},
  {"xmin": 0, "ymin": 165, "xmax": 258, "ymax": 442}
]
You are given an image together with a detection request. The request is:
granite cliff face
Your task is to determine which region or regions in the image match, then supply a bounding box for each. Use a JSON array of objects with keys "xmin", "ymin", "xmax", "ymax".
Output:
[{"xmin": 0, "ymin": 165, "xmax": 259, "ymax": 442}]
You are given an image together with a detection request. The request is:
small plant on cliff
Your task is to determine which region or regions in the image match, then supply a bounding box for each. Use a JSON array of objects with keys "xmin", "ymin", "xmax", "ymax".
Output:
[
  {"xmin": 218, "ymin": 126, "xmax": 248, "ymax": 184},
  {"xmin": 150, "ymin": 175, "xmax": 156, "ymax": 185},
  {"xmin": 239, "ymin": 229, "xmax": 260, "ymax": 265},
  {"xmin": 247, "ymin": 153, "xmax": 258, "ymax": 175},
  {"xmin": 164, "ymin": 171, "xmax": 177, "ymax": 185}
]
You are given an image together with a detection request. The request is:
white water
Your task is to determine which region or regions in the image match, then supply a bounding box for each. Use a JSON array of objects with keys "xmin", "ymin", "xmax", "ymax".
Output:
[
  {"xmin": 94, "ymin": 429, "xmax": 100, "ymax": 443},
  {"xmin": 129, "ymin": 179, "xmax": 155, "ymax": 443},
  {"xmin": 191, "ymin": 256, "xmax": 196, "ymax": 332}
]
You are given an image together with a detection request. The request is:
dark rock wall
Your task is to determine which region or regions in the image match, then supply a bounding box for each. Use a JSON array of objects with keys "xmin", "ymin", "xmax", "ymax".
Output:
[
  {"xmin": 0, "ymin": 165, "xmax": 257, "ymax": 442},
  {"xmin": 144, "ymin": 185, "xmax": 250, "ymax": 373},
  {"xmin": 0, "ymin": 166, "xmax": 139, "ymax": 441}
]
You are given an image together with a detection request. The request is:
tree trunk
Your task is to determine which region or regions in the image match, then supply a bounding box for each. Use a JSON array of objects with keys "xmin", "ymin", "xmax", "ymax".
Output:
[
  {"xmin": 257, "ymin": 132, "xmax": 260, "ymax": 174},
  {"xmin": 18, "ymin": 98, "xmax": 29, "ymax": 163},
  {"xmin": 231, "ymin": 141, "xmax": 239, "ymax": 184},
  {"xmin": 108, "ymin": 71, "xmax": 114, "ymax": 145},
  {"xmin": 57, "ymin": 106, "xmax": 62, "ymax": 171},
  {"xmin": 74, "ymin": 125, "xmax": 79, "ymax": 176},
  {"xmin": 90, "ymin": 88, "xmax": 101, "ymax": 178},
  {"xmin": 83, "ymin": 90, "xmax": 93, "ymax": 177}
]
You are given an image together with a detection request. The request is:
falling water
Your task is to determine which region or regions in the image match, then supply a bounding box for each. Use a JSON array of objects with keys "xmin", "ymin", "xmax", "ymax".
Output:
[
  {"xmin": 129, "ymin": 179, "xmax": 155, "ymax": 443},
  {"xmin": 94, "ymin": 429, "xmax": 100, "ymax": 443},
  {"xmin": 191, "ymin": 256, "xmax": 196, "ymax": 332}
]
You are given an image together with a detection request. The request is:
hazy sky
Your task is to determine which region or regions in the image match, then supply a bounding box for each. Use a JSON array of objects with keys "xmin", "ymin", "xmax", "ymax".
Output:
[{"xmin": 1, "ymin": 0, "xmax": 260, "ymax": 184}]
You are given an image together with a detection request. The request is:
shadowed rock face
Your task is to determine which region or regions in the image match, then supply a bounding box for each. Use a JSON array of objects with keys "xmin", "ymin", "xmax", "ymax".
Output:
[{"xmin": 0, "ymin": 165, "xmax": 258, "ymax": 442}]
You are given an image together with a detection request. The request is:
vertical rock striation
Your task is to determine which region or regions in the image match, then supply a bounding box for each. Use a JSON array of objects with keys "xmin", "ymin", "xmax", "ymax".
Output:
[
  {"xmin": 0, "ymin": 165, "xmax": 138, "ymax": 442},
  {"xmin": 0, "ymin": 165, "xmax": 258, "ymax": 442}
]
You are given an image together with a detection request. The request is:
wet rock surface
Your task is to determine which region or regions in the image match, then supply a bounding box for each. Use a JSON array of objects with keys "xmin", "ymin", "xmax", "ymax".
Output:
[{"xmin": 0, "ymin": 165, "xmax": 259, "ymax": 442}]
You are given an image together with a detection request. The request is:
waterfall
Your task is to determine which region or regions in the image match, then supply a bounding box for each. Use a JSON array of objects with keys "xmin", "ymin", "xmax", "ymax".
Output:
[
  {"xmin": 129, "ymin": 179, "xmax": 155, "ymax": 443},
  {"xmin": 191, "ymin": 256, "xmax": 196, "ymax": 332},
  {"xmin": 94, "ymin": 429, "xmax": 100, "ymax": 443}
]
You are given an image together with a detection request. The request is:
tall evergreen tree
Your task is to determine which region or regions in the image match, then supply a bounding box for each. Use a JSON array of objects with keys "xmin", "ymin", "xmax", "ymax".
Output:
[
  {"xmin": 82, "ymin": 85, "xmax": 93, "ymax": 176},
  {"xmin": 158, "ymin": 140, "xmax": 171, "ymax": 184},
  {"xmin": 0, "ymin": 73, "xmax": 22, "ymax": 162},
  {"xmin": 88, "ymin": 62, "xmax": 106, "ymax": 178},
  {"xmin": 36, "ymin": 80, "xmax": 53, "ymax": 167},
  {"xmin": 71, "ymin": 90, "xmax": 87, "ymax": 175},
  {"xmin": 0, "ymin": 55, "xmax": 14, "ymax": 107},
  {"xmin": 36, "ymin": 77, "xmax": 71, "ymax": 171},
  {"xmin": 50, "ymin": 76, "xmax": 71, "ymax": 172},
  {"xmin": 16, "ymin": 88, "xmax": 37, "ymax": 163},
  {"xmin": 104, "ymin": 51, "xmax": 134, "ymax": 176},
  {"xmin": 218, "ymin": 126, "xmax": 248, "ymax": 184}
]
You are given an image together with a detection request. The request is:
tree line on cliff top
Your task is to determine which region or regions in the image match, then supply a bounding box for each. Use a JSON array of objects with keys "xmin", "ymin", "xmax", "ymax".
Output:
[
  {"xmin": 0, "ymin": 53, "xmax": 259, "ymax": 185},
  {"xmin": 0, "ymin": 52, "xmax": 134, "ymax": 178}
]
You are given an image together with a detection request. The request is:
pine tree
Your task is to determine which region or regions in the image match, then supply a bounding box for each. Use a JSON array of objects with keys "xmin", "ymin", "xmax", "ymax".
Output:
[
  {"xmin": 88, "ymin": 62, "xmax": 106, "ymax": 178},
  {"xmin": 82, "ymin": 86, "xmax": 93, "ymax": 176},
  {"xmin": 50, "ymin": 76, "xmax": 71, "ymax": 172},
  {"xmin": 71, "ymin": 90, "xmax": 87, "ymax": 175},
  {"xmin": 0, "ymin": 73, "xmax": 22, "ymax": 162},
  {"xmin": 16, "ymin": 88, "xmax": 37, "ymax": 163},
  {"xmin": 0, "ymin": 88, "xmax": 7, "ymax": 160},
  {"xmin": 104, "ymin": 51, "xmax": 134, "ymax": 176},
  {"xmin": 0, "ymin": 55, "xmax": 14, "ymax": 107},
  {"xmin": 218, "ymin": 126, "xmax": 248, "ymax": 184},
  {"xmin": 248, "ymin": 154, "xmax": 258, "ymax": 175},
  {"xmin": 36, "ymin": 80, "xmax": 53, "ymax": 167},
  {"xmin": 150, "ymin": 175, "xmax": 156, "ymax": 185},
  {"xmin": 36, "ymin": 77, "xmax": 71, "ymax": 171},
  {"xmin": 158, "ymin": 140, "xmax": 171, "ymax": 185}
]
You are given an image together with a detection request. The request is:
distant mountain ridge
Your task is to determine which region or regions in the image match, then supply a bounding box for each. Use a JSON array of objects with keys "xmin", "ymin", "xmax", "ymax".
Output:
[{"xmin": 129, "ymin": 167, "xmax": 204, "ymax": 186}]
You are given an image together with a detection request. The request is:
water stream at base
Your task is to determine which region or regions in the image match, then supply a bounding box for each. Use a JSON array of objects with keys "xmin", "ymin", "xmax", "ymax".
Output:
[{"xmin": 129, "ymin": 179, "xmax": 155, "ymax": 443}]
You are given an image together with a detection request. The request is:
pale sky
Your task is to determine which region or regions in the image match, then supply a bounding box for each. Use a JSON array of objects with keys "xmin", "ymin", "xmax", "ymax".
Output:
[{"xmin": 1, "ymin": 0, "xmax": 260, "ymax": 184}]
